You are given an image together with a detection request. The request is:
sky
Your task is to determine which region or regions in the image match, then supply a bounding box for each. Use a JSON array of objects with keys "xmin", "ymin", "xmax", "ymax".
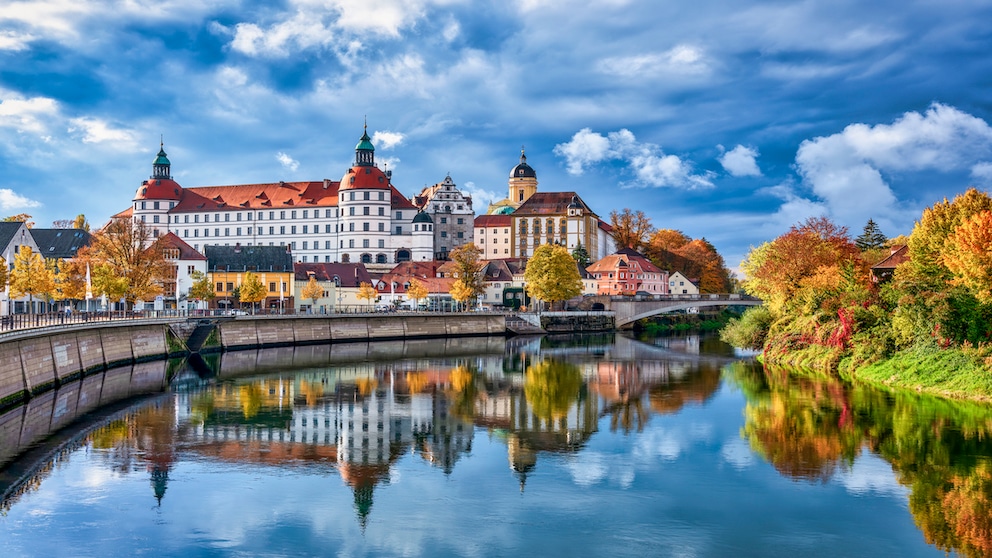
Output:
[{"xmin": 1, "ymin": 0, "xmax": 992, "ymax": 272}]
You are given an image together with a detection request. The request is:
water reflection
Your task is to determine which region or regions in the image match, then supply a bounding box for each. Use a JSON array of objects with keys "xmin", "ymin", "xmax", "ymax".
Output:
[
  {"xmin": 728, "ymin": 362, "xmax": 992, "ymax": 557},
  {"xmin": 2, "ymin": 333, "xmax": 991, "ymax": 557}
]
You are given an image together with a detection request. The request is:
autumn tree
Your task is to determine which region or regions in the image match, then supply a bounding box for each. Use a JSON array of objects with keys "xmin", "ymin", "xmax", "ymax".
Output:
[
  {"xmin": 524, "ymin": 243, "xmax": 582, "ymax": 310},
  {"xmin": 301, "ymin": 275, "xmax": 324, "ymax": 309},
  {"xmin": 238, "ymin": 272, "xmax": 266, "ymax": 313},
  {"xmin": 943, "ymin": 211, "xmax": 992, "ymax": 303},
  {"xmin": 449, "ymin": 243, "xmax": 486, "ymax": 306},
  {"xmin": 673, "ymin": 238, "xmax": 732, "ymax": 293},
  {"xmin": 908, "ymin": 187, "xmax": 992, "ymax": 280},
  {"xmin": 609, "ymin": 208, "xmax": 652, "ymax": 250},
  {"xmin": 406, "ymin": 278, "xmax": 428, "ymax": 309},
  {"xmin": 80, "ymin": 218, "xmax": 170, "ymax": 309},
  {"xmin": 9, "ymin": 246, "xmax": 55, "ymax": 313},
  {"xmin": 647, "ymin": 228, "xmax": 691, "ymax": 253},
  {"xmin": 188, "ymin": 270, "xmax": 215, "ymax": 308},
  {"xmin": 357, "ymin": 282, "xmax": 378, "ymax": 308},
  {"xmin": 53, "ymin": 258, "xmax": 88, "ymax": 302},
  {"xmin": 3, "ymin": 214, "xmax": 34, "ymax": 228},
  {"xmin": 0, "ymin": 255, "xmax": 9, "ymax": 293}
]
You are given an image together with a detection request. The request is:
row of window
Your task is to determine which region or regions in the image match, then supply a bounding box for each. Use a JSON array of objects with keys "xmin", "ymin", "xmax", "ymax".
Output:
[
  {"xmin": 520, "ymin": 218, "xmax": 569, "ymax": 235},
  {"xmin": 344, "ymin": 191, "xmax": 387, "ymax": 201},
  {"xmin": 137, "ymin": 206, "xmax": 411, "ymax": 224},
  {"xmin": 179, "ymin": 222, "xmax": 407, "ymax": 238}
]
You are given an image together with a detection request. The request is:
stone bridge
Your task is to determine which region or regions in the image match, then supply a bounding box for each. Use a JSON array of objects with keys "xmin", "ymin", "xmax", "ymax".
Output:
[{"xmin": 584, "ymin": 294, "xmax": 763, "ymax": 328}]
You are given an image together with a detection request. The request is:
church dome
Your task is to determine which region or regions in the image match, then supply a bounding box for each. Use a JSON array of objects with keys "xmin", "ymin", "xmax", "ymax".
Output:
[
  {"xmin": 413, "ymin": 210, "xmax": 433, "ymax": 224},
  {"xmin": 341, "ymin": 165, "xmax": 391, "ymax": 190},
  {"xmin": 510, "ymin": 149, "xmax": 536, "ymax": 179}
]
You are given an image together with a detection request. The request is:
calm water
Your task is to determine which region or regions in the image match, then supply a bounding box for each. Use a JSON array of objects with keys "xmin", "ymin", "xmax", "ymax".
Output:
[{"xmin": 1, "ymin": 333, "xmax": 991, "ymax": 557}]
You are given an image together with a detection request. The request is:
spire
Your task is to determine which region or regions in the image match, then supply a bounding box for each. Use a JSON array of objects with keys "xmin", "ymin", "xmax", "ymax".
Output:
[
  {"xmin": 520, "ymin": 145, "xmax": 526, "ymax": 165},
  {"xmin": 355, "ymin": 121, "xmax": 375, "ymax": 167},
  {"xmin": 152, "ymin": 139, "xmax": 171, "ymax": 180}
]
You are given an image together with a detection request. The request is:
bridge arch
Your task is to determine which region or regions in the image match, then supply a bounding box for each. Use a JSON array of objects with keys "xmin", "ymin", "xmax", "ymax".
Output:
[{"xmin": 617, "ymin": 299, "xmax": 763, "ymax": 327}]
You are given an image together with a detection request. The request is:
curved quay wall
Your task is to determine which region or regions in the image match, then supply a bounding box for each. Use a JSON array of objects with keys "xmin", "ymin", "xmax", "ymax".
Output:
[{"xmin": 0, "ymin": 314, "xmax": 507, "ymax": 410}]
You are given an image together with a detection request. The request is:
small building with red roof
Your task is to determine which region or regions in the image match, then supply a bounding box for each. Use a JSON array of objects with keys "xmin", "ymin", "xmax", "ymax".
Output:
[{"xmin": 586, "ymin": 248, "xmax": 669, "ymax": 296}]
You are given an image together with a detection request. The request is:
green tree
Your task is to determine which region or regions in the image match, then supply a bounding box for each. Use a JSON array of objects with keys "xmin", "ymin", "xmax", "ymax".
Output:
[
  {"xmin": 301, "ymin": 275, "xmax": 323, "ymax": 309},
  {"xmin": 524, "ymin": 243, "xmax": 582, "ymax": 310},
  {"xmin": 9, "ymin": 246, "xmax": 55, "ymax": 313},
  {"xmin": 238, "ymin": 272, "xmax": 266, "ymax": 313},
  {"xmin": 188, "ymin": 270, "xmax": 215, "ymax": 308},
  {"xmin": 571, "ymin": 242, "xmax": 590, "ymax": 267},
  {"xmin": 855, "ymin": 219, "xmax": 888, "ymax": 251}
]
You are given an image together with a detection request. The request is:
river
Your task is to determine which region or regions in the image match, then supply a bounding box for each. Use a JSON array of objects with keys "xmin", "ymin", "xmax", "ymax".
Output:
[{"xmin": 1, "ymin": 332, "xmax": 990, "ymax": 557}]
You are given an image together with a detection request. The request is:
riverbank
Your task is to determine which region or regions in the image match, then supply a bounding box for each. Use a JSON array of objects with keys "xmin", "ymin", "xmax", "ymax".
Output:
[
  {"xmin": 637, "ymin": 310, "xmax": 736, "ymax": 334},
  {"xmin": 754, "ymin": 338, "xmax": 992, "ymax": 402}
]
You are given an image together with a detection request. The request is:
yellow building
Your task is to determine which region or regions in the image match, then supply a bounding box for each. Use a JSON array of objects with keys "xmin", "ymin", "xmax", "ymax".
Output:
[{"xmin": 205, "ymin": 244, "xmax": 295, "ymax": 311}]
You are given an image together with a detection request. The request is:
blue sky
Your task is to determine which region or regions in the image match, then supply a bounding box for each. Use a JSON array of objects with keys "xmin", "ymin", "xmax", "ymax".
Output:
[{"xmin": 1, "ymin": 0, "xmax": 992, "ymax": 271}]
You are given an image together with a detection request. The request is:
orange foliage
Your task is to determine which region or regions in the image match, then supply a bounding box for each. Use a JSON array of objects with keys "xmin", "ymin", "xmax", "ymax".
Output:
[{"xmin": 943, "ymin": 210, "xmax": 992, "ymax": 303}]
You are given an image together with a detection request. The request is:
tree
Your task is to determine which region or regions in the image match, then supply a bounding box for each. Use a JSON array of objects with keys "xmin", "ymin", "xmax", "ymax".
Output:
[
  {"xmin": 449, "ymin": 243, "xmax": 486, "ymax": 304},
  {"xmin": 53, "ymin": 258, "xmax": 87, "ymax": 302},
  {"xmin": 908, "ymin": 188, "xmax": 992, "ymax": 280},
  {"xmin": 943, "ymin": 211, "xmax": 992, "ymax": 303},
  {"xmin": 238, "ymin": 272, "xmax": 266, "ymax": 313},
  {"xmin": 609, "ymin": 208, "xmax": 652, "ymax": 250},
  {"xmin": 79, "ymin": 218, "xmax": 170, "ymax": 308},
  {"xmin": 9, "ymin": 246, "xmax": 55, "ymax": 313},
  {"xmin": 571, "ymin": 242, "xmax": 590, "ymax": 267},
  {"xmin": 673, "ymin": 238, "xmax": 732, "ymax": 293},
  {"xmin": 406, "ymin": 278, "xmax": 428, "ymax": 309},
  {"xmin": 647, "ymin": 228, "xmax": 691, "ymax": 253},
  {"xmin": 357, "ymin": 282, "xmax": 378, "ymax": 308},
  {"xmin": 188, "ymin": 270, "xmax": 215, "ymax": 308},
  {"xmin": 3, "ymin": 214, "xmax": 34, "ymax": 228},
  {"xmin": 301, "ymin": 275, "xmax": 323, "ymax": 310},
  {"xmin": 855, "ymin": 219, "xmax": 888, "ymax": 251},
  {"xmin": 450, "ymin": 280, "xmax": 476, "ymax": 310},
  {"xmin": 524, "ymin": 243, "xmax": 582, "ymax": 310},
  {"xmin": 0, "ymin": 255, "xmax": 9, "ymax": 294}
]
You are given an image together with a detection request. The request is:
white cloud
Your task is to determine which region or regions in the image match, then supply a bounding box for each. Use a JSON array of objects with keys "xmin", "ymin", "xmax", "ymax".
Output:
[
  {"xmin": 721, "ymin": 437, "xmax": 755, "ymax": 470},
  {"xmin": 0, "ymin": 92, "xmax": 60, "ymax": 135},
  {"xmin": 0, "ymin": 188, "xmax": 41, "ymax": 210},
  {"xmin": 372, "ymin": 130, "xmax": 405, "ymax": 150},
  {"xmin": 834, "ymin": 451, "xmax": 907, "ymax": 498},
  {"xmin": 276, "ymin": 151, "xmax": 299, "ymax": 171},
  {"xmin": 719, "ymin": 145, "xmax": 761, "ymax": 177},
  {"xmin": 795, "ymin": 103, "xmax": 992, "ymax": 226},
  {"xmin": 461, "ymin": 181, "xmax": 501, "ymax": 212},
  {"xmin": 554, "ymin": 127, "xmax": 713, "ymax": 189},
  {"xmin": 972, "ymin": 162, "xmax": 992, "ymax": 183},
  {"xmin": 596, "ymin": 44, "xmax": 711, "ymax": 78},
  {"xmin": 0, "ymin": 30, "xmax": 34, "ymax": 51},
  {"xmin": 67, "ymin": 117, "xmax": 136, "ymax": 145}
]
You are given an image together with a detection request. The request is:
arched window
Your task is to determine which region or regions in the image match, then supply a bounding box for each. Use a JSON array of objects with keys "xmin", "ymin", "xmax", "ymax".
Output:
[
  {"xmin": 361, "ymin": 253, "xmax": 372, "ymax": 264},
  {"xmin": 332, "ymin": 275, "xmax": 341, "ymax": 287},
  {"xmin": 396, "ymin": 249, "xmax": 411, "ymax": 262},
  {"xmin": 546, "ymin": 218, "xmax": 554, "ymax": 234},
  {"xmin": 376, "ymin": 253, "xmax": 387, "ymax": 264},
  {"xmin": 520, "ymin": 220, "xmax": 528, "ymax": 234}
]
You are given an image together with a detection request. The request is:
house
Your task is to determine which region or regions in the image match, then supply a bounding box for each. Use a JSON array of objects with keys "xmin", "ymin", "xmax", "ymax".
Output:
[
  {"xmin": 668, "ymin": 271, "xmax": 700, "ymax": 295},
  {"xmin": 0, "ymin": 221, "xmax": 42, "ymax": 314},
  {"xmin": 148, "ymin": 232, "xmax": 207, "ymax": 310},
  {"xmin": 586, "ymin": 248, "xmax": 668, "ymax": 296},
  {"xmin": 474, "ymin": 214, "xmax": 512, "ymax": 259},
  {"xmin": 293, "ymin": 262, "xmax": 373, "ymax": 311},
  {"xmin": 412, "ymin": 175, "xmax": 474, "ymax": 260},
  {"xmin": 204, "ymin": 244, "xmax": 295, "ymax": 311},
  {"xmin": 870, "ymin": 245, "xmax": 909, "ymax": 283},
  {"xmin": 374, "ymin": 260, "xmax": 455, "ymax": 308},
  {"xmin": 479, "ymin": 258, "xmax": 528, "ymax": 308}
]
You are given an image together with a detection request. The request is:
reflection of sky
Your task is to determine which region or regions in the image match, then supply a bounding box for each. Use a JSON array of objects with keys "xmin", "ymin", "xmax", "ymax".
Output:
[{"xmin": 1, "ymin": 385, "xmax": 942, "ymax": 557}]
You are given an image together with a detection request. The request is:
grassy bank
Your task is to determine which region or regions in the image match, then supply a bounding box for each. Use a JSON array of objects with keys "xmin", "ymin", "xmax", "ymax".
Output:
[
  {"xmin": 638, "ymin": 310, "xmax": 736, "ymax": 334},
  {"xmin": 838, "ymin": 345, "xmax": 992, "ymax": 401}
]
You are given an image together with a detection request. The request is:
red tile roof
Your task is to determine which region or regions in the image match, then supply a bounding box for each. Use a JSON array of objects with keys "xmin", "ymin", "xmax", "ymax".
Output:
[
  {"xmin": 475, "ymin": 214, "xmax": 512, "ymax": 227},
  {"xmin": 514, "ymin": 192, "xmax": 596, "ymax": 216},
  {"xmin": 293, "ymin": 262, "xmax": 372, "ymax": 287},
  {"xmin": 151, "ymin": 232, "xmax": 206, "ymax": 260},
  {"xmin": 871, "ymin": 245, "xmax": 910, "ymax": 270}
]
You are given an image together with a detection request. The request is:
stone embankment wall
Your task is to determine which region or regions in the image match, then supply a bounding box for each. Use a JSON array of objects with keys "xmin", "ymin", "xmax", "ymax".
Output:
[
  {"xmin": 218, "ymin": 314, "xmax": 506, "ymax": 350},
  {"xmin": 539, "ymin": 312, "xmax": 615, "ymax": 333},
  {"xmin": 0, "ymin": 323, "xmax": 169, "ymax": 410},
  {"xmin": 0, "ymin": 314, "xmax": 508, "ymax": 410}
]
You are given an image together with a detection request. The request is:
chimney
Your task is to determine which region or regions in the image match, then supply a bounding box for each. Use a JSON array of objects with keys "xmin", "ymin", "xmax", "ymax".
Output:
[{"xmin": 323, "ymin": 179, "xmax": 331, "ymax": 189}]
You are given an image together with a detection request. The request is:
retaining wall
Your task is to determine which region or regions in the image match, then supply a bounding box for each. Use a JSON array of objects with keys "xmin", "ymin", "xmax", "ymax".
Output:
[{"xmin": 0, "ymin": 323, "xmax": 170, "ymax": 410}]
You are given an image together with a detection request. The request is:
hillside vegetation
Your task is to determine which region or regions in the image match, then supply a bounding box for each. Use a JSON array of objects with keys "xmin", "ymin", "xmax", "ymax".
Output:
[{"xmin": 722, "ymin": 188, "xmax": 992, "ymax": 400}]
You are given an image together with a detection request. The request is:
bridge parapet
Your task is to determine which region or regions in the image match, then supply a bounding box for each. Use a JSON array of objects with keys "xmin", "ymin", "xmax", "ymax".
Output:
[{"xmin": 597, "ymin": 293, "xmax": 762, "ymax": 328}]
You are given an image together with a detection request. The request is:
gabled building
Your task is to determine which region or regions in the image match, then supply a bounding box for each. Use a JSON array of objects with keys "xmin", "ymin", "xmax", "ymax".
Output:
[
  {"xmin": 479, "ymin": 258, "xmax": 528, "ymax": 308},
  {"xmin": 293, "ymin": 262, "xmax": 372, "ymax": 310},
  {"xmin": 30, "ymin": 228, "xmax": 92, "ymax": 261},
  {"xmin": 204, "ymin": 244, "xmax": 295, "ymax": 311},
  {"xmin": 586, "ymin": 248, "xmax": 668, "ymax": 296},
  {"xmin": 126, "ymin": 126, "xmax": 432, "ymax": 268},
  {"xmin": 374, "ymin": 261, "xmax": 454, "ymax": 307},
  {"xmin": 0, "ymin": 221, "xmax": 42, "ymax": 314},
  {"xmin": 667, "ymin": 271, "xmax": 699, "ymax": 295},
  {"xmin": 412, "ymin": 175, "xmax": 474, "ymax": 260},
  {"xmin": 871, "ymin": 245, "xmax": 909, "ymax": 283},
  {"xmin": 148, "ymin": 232, "xmax": 207, "ymax": 310}
]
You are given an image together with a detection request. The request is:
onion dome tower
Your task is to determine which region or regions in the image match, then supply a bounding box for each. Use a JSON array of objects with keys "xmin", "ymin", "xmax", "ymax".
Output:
[
  {"xmin": 508, "ymin": 147, "xmax": 538, "ymax": 206},
  {"xmin": 133, "ymin": 140, "xmax": 183, "ymax": 243},
  {"xmin": 339, "ymin": 123, "xmax": 392, "ymax": 265}
]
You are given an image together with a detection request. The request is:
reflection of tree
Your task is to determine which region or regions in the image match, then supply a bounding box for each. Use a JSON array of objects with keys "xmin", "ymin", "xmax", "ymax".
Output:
[
  {"xmin": 239, "ymin": 384, "xmax": 263, "ymax": 419},
  {"xmin": 524, "ymin": 360, "xmax": 583, "ymax": 425},
  {"xmin": 355, "ymin": 377, "xmax": 378, "ymax": 397},
  {"xmin": 725, "ymin": 360, "xmax": 992, "ymax": 558},
  {"xmin": 448, "ymin": 365, "xmax": 478, "ymax": 421},
  {"xmin": 647, "ymin": 362, "xmax": 721, "ymax": 415},
  {"xmin": 405, "ymin": 372, "xmax": 430, "ymax": 394}
]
